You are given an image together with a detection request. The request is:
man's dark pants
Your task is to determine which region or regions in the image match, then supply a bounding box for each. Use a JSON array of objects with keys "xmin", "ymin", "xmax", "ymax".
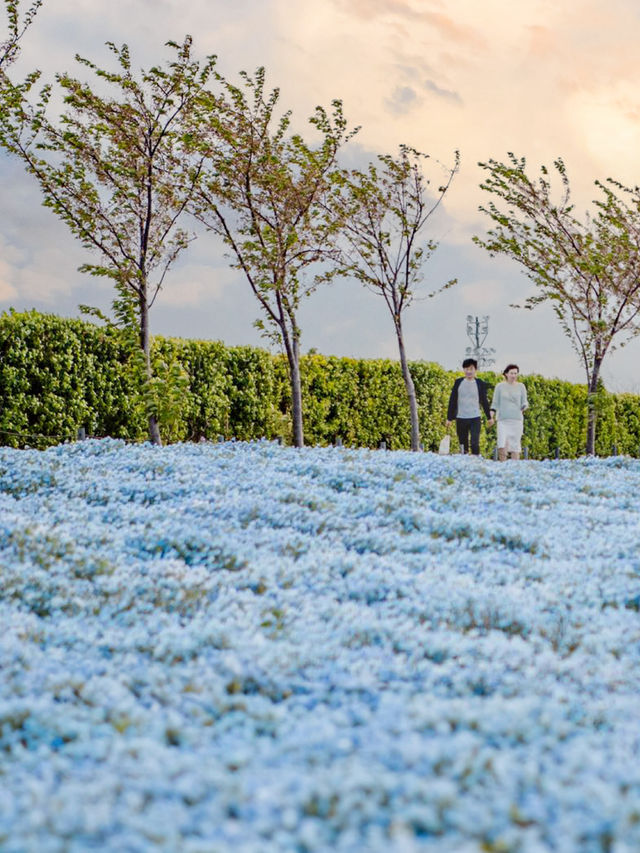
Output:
[{"xmin": 455, "ymin": 417, "xmax": 481, "ymax": 455}]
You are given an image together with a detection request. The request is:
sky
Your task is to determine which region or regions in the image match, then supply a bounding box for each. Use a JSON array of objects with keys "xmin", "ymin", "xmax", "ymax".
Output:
[{"xmin": 2, "ymin": 0, "xmax": 640, "ymax": 391}]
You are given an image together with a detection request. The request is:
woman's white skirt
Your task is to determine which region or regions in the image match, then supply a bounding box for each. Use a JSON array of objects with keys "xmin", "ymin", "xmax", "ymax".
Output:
[{"xmin": 497, "ymin": 418, "xmax": 523, "ymax": 452}]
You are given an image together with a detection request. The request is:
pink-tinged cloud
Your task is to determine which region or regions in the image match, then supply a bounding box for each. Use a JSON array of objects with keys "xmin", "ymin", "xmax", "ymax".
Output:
[
  {"xmin": 3, "ymin": 0, "xmax": 640, "ymax": 389},
  {"xmin": 330, "ymin": 0, "xmax": 485, "ymax": 47},
  {"xmin": 524, "ymin": 25, "xmax": 556, "ymax": 58}
]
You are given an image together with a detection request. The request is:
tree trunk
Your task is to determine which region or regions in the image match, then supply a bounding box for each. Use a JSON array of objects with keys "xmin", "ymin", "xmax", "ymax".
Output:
[
  {"xmin": 395, "ymin": 316, "xmax": 420, "ymax": 451},
  {"xmin": 289, "ymin": 336, "xmax": 304, "ymax": 449},
  {"xmin": 139, "ymin": 294, "xmax": 162, "ymax": 446},
  {"xmin": 279, "ymin": 317, "xmax": 304, "ymax": 448},
  {"xmin": 585, "ymin": 359, "xmax": 602, "ymax": 456}
]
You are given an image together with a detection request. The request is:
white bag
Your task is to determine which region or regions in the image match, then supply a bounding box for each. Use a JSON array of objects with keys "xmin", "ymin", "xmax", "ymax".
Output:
[{"xmin": 438, "ymin": 434, "xmax": 450, "ymax": 455}]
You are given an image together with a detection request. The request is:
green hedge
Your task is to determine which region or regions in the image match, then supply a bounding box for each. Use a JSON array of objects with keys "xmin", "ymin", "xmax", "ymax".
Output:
[
  {"xmin": 1, "ymin": 309, "xmax": 639, "ymax": 457},
  {"xmin": 0, "ymin": 310, "xmax": 145, "ymax": 447}
]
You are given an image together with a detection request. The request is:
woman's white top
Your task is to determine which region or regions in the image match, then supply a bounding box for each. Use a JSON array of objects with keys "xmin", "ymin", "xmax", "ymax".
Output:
[{"xmin": 491, "ymin": 381, "xmax": 528, "ymax": 421}]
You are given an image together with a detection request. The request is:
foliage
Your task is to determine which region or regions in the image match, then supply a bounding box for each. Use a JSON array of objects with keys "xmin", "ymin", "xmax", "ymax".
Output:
[
  {"xmin": 516, "ymin": 373, "xmax": 587, "ymax": 459},
  {"xmin": 300, "ymin": 355, "xmax": 417, "ymax": 449},
  {"xmin": 332, "ymin": 145, "xmax": 459, "ymax": 451},
  {"xmin": 145, "ymin": 340, "xmax": 192, "ymax": 444},
  {"xmin": 165, "ymin": 337, "xmax": 230, "ymax": 442},
  {"xmin": 0, "ymin": 310, "xmax": 146, "ymax": 447},
  {"xmin": 0, "ymin": 37, "xmax": 216, "ymax": 444},
  {"xmin": 0, "ymin": 0, "xmax": 41, "ymax": 70},
  {"xmin": 188, "ymin": 67, "xmax": 356, "ymax": 447},
  {"xmin": 225, "ymin": 347, "xmax": 289, "ymax": 442},
  {"xmin": 475, "ymin": 154, "xmax": 640, "ymax": 454},
  {"xmin": 1, "ymin": 309, "xmax": 639, "ymax": 458},
  {"xmin": 612, "ymin": 393, "xmax": 640, "ymax": 455}
]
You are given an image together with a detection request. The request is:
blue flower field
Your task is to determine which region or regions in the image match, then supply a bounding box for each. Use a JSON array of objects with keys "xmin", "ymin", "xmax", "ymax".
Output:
[{"xmin": 1, "ymin": 439, "xmax": 640, "ymax": 852}]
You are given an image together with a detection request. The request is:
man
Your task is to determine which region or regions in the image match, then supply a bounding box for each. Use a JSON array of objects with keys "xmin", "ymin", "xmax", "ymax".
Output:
[{"xmin": 446, "ymin": 358, "xmax": 493, "ymax": 455}]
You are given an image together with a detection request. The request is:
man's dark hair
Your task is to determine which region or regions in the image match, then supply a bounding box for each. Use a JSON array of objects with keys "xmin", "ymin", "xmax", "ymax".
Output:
[
  {"xmin": 462, "ymin": 358, "xmax": 478, "ymax": 369},
  {"xmin": 503, "ymin": 363, "xmax": 519, "ymax": 375}
]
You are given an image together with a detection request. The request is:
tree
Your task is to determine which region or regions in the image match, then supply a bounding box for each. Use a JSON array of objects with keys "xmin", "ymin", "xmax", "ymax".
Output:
[
  {"xmin": 475, "ymin": 154, "xmax": 640, "ymax": 455},
  {"xmin": 0, "ymin": 37, "xmax": 216, "ymax": 444},
  {"xmin": 0, "ymin": 0, "xmax": 42, "ymax": 71},
  {"xmin": 188, "ymin": 68, "xmax": 356, "ymax": 448},
  {"xmin": 332, "ymin": 145, "xmax": 459, "ymax": 451}
]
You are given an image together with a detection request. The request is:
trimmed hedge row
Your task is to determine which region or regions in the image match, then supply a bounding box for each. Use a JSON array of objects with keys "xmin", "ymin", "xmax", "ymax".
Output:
[{"xmin": 1, "ymin": 309, "xmax": 640, "ymax": 457}]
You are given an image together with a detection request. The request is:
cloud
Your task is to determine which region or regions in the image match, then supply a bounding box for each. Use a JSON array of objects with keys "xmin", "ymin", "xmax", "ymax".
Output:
[
  {"xmin": 3, "ymin": 0, "xmax": 640, "ymax": 390},
  {"xmin": 331, "ymin": 0, "xmax": 485, "ymax": 47},
  {"xmin": 385, "ymin": 85, "xmax": 419, "ymax": 115},
  {"xmin": 424, "ymin": 79, "xmax": 462, "ymax": 104},
  {"xmin": 10, "ymin": 0, "xmax": 281, "ymax": 84},
  {"xmin": 458, "ymin": 278, "xmax": 506, "ymax": 310},
  {"xmin": 0, "ymin": 275, "xmax": 18, "ymax": 302},
  {"xmin": 160, "ymin": 263, "xmax": 229, "ymax": 307},
  {"xmin": 14, "ymin": 249, "xmax": 84, "ymax": 303},
  {"xmin": 524, "ymin": 24, "xmax": 557, "ymax": 58},
  {"xmin": 0, "ymin": 238, "xmax": 21, "ymax": 302},
  {"xmin": 566, "ymin": 81, "xmax": 640, "ymax": 186},
  {"xmin": 266, "ymin": 0, "xmax": 640, "ymax": 230}
]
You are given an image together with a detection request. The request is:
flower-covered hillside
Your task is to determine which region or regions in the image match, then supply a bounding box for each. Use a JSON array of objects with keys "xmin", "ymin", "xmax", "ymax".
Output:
[{"xmin": 1, "ymin": 439, "xmax": 640, "ymax": 852}]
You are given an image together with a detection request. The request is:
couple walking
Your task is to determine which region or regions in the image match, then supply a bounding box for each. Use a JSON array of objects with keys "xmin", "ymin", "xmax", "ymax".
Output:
[{"xmin": 446, "ymin": 358, "xmax": 528, "ymax": 460}]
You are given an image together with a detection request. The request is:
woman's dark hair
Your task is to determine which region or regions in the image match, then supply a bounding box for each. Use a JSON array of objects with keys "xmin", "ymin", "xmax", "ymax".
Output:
[
  {"xmin": 462, "ymin": 358, "xmax": 478, "ymax": 369},
  {"xmin": 503, "ymin": 364, "xmax": 519, "ymax": 375}
]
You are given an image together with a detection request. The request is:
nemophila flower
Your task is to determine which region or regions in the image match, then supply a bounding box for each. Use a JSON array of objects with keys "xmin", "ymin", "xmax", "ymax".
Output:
[{"xmin": 1, "ymin": 439, "xmax": 640, "ymax": 851}]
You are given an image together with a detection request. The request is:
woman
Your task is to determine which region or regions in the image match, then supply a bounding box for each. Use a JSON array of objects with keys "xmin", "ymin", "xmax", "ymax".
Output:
[{"xmin": 490, "ymin": 364, "xmax": 528, "ymax": 461}]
